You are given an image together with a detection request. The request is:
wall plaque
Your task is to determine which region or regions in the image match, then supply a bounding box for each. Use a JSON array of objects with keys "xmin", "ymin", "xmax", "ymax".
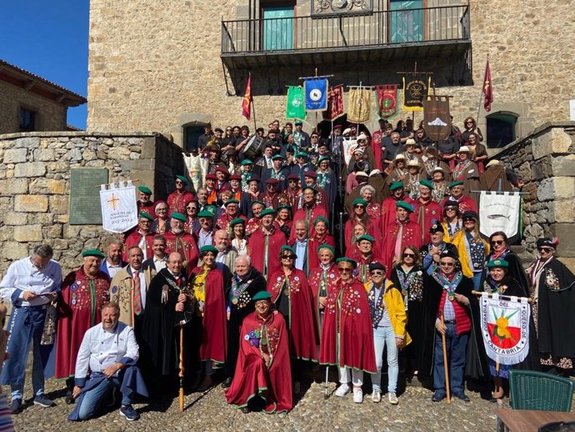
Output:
[
  {"xmin": 69, "ymin": 168, "xmax": 109, "ymax": 225},
  {"xmin": 313, "ymin": 0, "xmax": 373, "ymax": 17}
]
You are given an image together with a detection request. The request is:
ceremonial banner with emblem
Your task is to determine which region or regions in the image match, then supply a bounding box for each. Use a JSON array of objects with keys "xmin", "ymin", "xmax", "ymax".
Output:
[
  {"xmin": 483, "ymin": 60, "xmax": 493, "ymax": 112},
  {"xmin": 99, "ymin": 181, "xmax": 138, "ymax": 233},
  {"xmin": 286, "ymin": 85, "xmax": 306, "ymax": 120},
  {"xmin": 322, "ymin": 84, "xmax": 345, "ymax": 121},
  {"xmin": 347, "ymin": 88, "xmax": 371, "ymax": 123},
  {"xmin": 479, "ymin": 292, "xmax": 531, "ymax": 365},
  {"xmin": 304, "ymin": 78, "xmax": 329, "ymax": 111},
  {"xmin": 479, "ymin": 191, "xmax": 521, "ymax": 239},
  {"xmin": 342, "ymin": 138, "xmax": 357, "ymax": 166},
  {"xmin": 402, "ymin": 76, "xmax": 430, "ymax": 111},
  {"xmin": 241, "ymin": 73, "xmax": 252, "ymax": 120},
  {"xmin": 423, "ymin": 95, "xmax": 452, "ymax": 141},
  {"xmin": 375, "ymin": 84, "xmax": 398, "ymax": 118}
]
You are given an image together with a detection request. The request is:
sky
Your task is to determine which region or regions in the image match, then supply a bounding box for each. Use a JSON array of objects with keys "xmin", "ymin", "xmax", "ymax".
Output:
[{"xmin": 0, "ymin": 1, "xmax": 90, "ymax": 129}]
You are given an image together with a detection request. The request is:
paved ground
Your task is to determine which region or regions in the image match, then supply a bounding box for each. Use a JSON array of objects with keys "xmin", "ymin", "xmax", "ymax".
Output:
[{"xmin": 9, "ymin": 377, "xmax": 503, "ymax": 432}]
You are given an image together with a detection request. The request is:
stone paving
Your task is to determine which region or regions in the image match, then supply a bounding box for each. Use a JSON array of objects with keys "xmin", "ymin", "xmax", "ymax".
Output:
[{"xmin": 9, "ymin": 377, "xmax": 504, "ymax": 432}]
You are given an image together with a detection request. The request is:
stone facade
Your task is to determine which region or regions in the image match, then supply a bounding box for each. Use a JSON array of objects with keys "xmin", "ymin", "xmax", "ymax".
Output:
[
  {"xmin": 492, "ymin": 122, "xmax": 575, "ymax": 270},
  {"xmin": 0, "ymin": 131, "xmax": 184, "ymax": 275},
  {"xmin": 87, "ymin": 0, "xmax": 575, "ymax": 147}
]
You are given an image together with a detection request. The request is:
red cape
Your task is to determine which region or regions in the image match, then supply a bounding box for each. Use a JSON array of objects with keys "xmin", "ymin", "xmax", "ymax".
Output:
[
  {"xmin": 225, "ymin": 310, "xmax": 292, "ymax": 413},
  {"xmin": 307, "ymin": 234, "xmax": 335, "ymax": 271},
  {"xmin": 344, "ymin": 216, "xmax": 381, "ymax": 254},
  {"xmin": 380, "ymin": 196, "xmax": 405, "ymax": 233},
  {"xmin": 267, "ymin": 269, "xmax": 319, "ymax": 360},
  {"xmin": 308, "ymin": 264, "xmax": 339, "ymax": 329},
  {"xmin": 164, "ymin": 231, "xmax": 199, "ymax": 271},
  {"xmin": 440, "ymin": 194, "xmax": 478, "ymax": 214},
  {"xmin": 55, "ymin": 269, "xmax": 110, "ymax": 378},
  {"xmin": 123, "ymin": 230, "xmax": 154, "ymax": 261},
  {"xmin": 167, "ymin": 190, "xmax": 195, "ymax": 214},
  {"xmin": 191, "ymin": 266, "xmax": 227, "ymax": 363},
  {"xmin": 248, "ymin": 227, "xmax": 286, "ymax": 280},
  {"xmin": 319, "ymin": 278, "xmax": 376, "ymax": 373},
  {"xmin": 407, "ymin": 198, "xmax": 443, "ymax": 244},
  {"xmin": 380, "ymin": 219, "xmax": 422, "ymax": 278},
  {"xmin": 290, "ymin": 205, "xmax": 328, "ymax": 243}
]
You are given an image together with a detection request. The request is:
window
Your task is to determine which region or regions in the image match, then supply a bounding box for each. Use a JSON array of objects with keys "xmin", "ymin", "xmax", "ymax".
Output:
[
  {"xmin": 183, "ymin": 124, "xmax": 207, "ymax": 153},
  {"xmin": 19, "ymin": 108, "xmax": 37, "ymax": 131},
  {"xmin": 486, "ymin": 112, "xmax": 518, "ymax": 149}
]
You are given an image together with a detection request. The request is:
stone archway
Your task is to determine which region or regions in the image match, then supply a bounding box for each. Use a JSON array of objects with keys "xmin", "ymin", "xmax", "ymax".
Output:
[{"xmin": 169, "ymin": 112, "xmax": 213, "ymax": 149}]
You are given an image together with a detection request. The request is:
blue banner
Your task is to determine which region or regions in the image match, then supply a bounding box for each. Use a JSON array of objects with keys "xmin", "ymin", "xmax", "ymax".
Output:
[{"xmin": 304, "ymin": 78, "xmax": 328, "ymax": 111}]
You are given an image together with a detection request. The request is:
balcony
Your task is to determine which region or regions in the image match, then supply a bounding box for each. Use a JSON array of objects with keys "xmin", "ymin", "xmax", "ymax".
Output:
[{"xmin": 221, "ymin": 5, "xmax": 470, "ymax": 68}]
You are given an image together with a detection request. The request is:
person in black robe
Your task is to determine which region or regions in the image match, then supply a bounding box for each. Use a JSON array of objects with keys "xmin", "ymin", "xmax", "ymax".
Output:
[
  {"xmin": 139, "ymin": 252, "xmax": 194, "ymax": 397},
  {"xmin": 527, "ymin": 237, "xmax": 575, "ymax": 374},
  {"xmin": 482, "ymin": 231, "xmax": 529, "ymax": 294},
  {"xmin": 222, "ymin": 256, "xmax": 267, "ymax": 388}
]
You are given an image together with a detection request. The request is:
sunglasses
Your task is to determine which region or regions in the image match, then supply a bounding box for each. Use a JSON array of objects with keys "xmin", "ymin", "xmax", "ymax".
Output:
[
  {"xmin": 175, "ymin": 180, "xmax": 184, "ymax": 184},
  {"xmin": 187, "ymin": 207, "xmax": 197, "ymax": 211},
  {"xmin": 370, "ymin": 270, "xmax": 384, "ymax": 276},
  {"xmin": 538, "ymin": 247, "xmax": 552, "ymax": 252},
  {"xmin": 439, "ymin": 262, "xmax": 455, "ymax": 267},
  {"xmin": 338, "ymin": 267, "xmax": 353, "ymax": 272},
  {"xmin": 463, "ymin": 218, "xmax": 476, "ymax": 222},
  {"xmin": 281, "ymin": 255, "xmax": 296, "ymax": 260},
  {"xmin": 491, "ymin": 240, "xmax": 504, "ymax": 246},
  {"xmin": 403, "ymin": 253, "xmax": 415, "ymax": 258},
  {"xmin": 354, "ymin": 205, "xmax": 365, "ymax": 209}
]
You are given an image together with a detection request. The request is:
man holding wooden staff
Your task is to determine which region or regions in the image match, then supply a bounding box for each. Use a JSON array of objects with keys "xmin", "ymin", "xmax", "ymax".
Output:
[{"xmin": 422, "ymin": 249, "xmax": 475, "ymax": 403}]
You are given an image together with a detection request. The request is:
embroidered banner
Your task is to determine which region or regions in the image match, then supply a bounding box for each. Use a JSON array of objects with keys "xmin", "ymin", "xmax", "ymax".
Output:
[
  {"xmin": 99, "ymin": 181, "xmax": 138, "ymax": 233},
  {"xmin": 423, "ymin": 95, "xmax": 452, "ymax": 141},
  {"xmin": 286, "ymin": 85, "xmax": 306, "ymax": 120},
  {"xmin": 347, "ymin": 88, "xmax": 371, "ymax": 123},
  {"xmin": 322, "ymin": 84, "xmax": 345, "ymax": 121},
  {"xmin": 402, "ymin": 76, "xmax": 430, "ymax": 112},
  {"xmin": 479, "ymin": 191, "xmax": 521, "ymax": 238},
  {"xmin": 479, "ymin": 293, "xmax": 531, "ymax": 365},
  {"xmin": 342, "ymin": 137, "xmax": 358, "ymax": 166},
  {"xmin": 375, "ymin": 84, "xmax": 398, "ymax": 118},
  {"xmin": 304, "ymin": 78, "xmax": 329, "ymax": 111}
]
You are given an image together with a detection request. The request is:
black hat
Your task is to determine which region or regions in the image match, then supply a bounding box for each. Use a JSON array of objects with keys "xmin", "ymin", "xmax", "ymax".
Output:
[
  {"xmin": 429, "ymin": 222, "xmax": 444, "ymax": 234},
  {"xmin": 536, "ymin": 237, "xmax": 559, "ymax": 249},
  {"xmin": 462, "ymin": 210, "xmax": 479, "ymax": 220},
  {"xmin": 440, "ymin": 249, "xmax": 459, "ymax": 260},
  {"xmin": 368, "ymin": 261, "xmax": 386, "ymax": 272}
]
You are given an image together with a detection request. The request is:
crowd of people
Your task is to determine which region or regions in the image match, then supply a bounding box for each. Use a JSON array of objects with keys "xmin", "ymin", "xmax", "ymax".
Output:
[{"xmin": 0, "ymin": 115, "xmax": 573, "ymax": 425}]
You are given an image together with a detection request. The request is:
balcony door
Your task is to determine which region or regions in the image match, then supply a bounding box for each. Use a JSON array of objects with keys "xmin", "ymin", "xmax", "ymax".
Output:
[
  {"xmin": 390, "ymin": 0, "xmax": 424, "ymax": 43},
  {"xmin": 262, "ymin": 2, "xmax": 295, "ymax": 51}
]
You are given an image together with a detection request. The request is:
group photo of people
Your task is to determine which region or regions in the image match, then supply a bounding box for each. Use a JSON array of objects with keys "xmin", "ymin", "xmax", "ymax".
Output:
[{"xmin": 0, "ymin": 115, "xmax": 574, "ymax": 425}]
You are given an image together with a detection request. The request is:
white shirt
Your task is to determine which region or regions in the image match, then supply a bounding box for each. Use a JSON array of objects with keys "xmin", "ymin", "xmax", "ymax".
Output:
[
  {"xmin": 106, "ymin": 261, "xmax": 124, "ymax": 279},
  {"xmin": 0, "ymin": 257, "xmax": 62, "ymax": 307},
  {"xmin": 74, "ymin": 322, "xmax": 139, "ymax": 379},
  {"xmin": 153, "ymin": 256, "xmax": 167, "ymax": 272}
]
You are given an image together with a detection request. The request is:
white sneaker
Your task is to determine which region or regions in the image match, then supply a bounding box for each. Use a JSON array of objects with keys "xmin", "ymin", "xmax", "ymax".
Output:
[
  {"xmin": 388, "ymin": 392, "xmax": 398, "ymax": 405},
  {"xmin": 371, "ymin": 389, "xmax": 382, "ymax": 403},
  {"xmin": 335, "ymin": 383, "xmax": 350, "ymax": 397},
  {"xmin": 353, "ymin": 388, "xmax": 363, "ymax": 404}
]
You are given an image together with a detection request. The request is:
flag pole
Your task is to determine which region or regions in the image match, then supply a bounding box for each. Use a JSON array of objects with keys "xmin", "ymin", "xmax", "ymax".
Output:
[
  {"xmin": 251, "ymin": 95, "xmax": 257, "ymax": 131},
  {"xmin": 476, "ymin": 55, "xmax": 489, "ymax": 121}
]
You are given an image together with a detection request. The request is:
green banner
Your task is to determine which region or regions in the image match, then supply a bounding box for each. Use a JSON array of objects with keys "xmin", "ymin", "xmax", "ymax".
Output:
[{"xmin": 286, "ymin": 86, "xmax": 306, "ymax": 120}]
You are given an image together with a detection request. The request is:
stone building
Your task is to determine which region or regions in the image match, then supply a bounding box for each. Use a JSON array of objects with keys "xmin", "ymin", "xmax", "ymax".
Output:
[
  {"xmin": 87, "ymin": 0, "xmax": 575, "ymax": 151},
  {"xmin": 0, "ymin": 59, "xmax": 86, "ymax": 134}
]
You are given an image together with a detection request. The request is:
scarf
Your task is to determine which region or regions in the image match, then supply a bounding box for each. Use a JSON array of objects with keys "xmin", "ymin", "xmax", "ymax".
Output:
[
  {"xmin": 432, "ymin": 269, "xmax": 463, "ymax": 300},
  {"xmin": 367, "ymin": 282, "xmax": 386, "ymax": 329}
]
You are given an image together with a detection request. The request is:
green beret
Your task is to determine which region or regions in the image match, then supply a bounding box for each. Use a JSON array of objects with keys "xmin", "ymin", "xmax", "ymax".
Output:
[
  {"xmin": 390, "ymin": 181, "xmax": 404, "ymax": 191},
  {"xmin": 486, "ymin": 259, "xmax": 509, "ymax": 269},
  {"xmin": 176, "ymin": 175, "xmax": 190, "ymax": 185},
  {"xmin": 272, "ymin": 154, "xmax": 285, "ymax": 161},
  {"xmin": 281, "ymin": 245, "xmax": 296, "ymax": 256},
  {"xmin": 224, "ymin": 199, "xmax": 240, "ymax": 206},
  {"xmin": 197, "ymin": 210, "xmax": 214, "ymax": 218},
  {"xmin": 313, "ymin": 216, "xmax": 329, "ymax": 227},
  {"xmin": 252, "ymin": 291, "xmax": 272, "ymax": 301},
  {"xmin": 396, "ymin": 200, "xmax": 414, "ymax": 213},
  {"xmin": 82, "ymin": 249, "xmax": 105, "ymax": 259},
  {"xmin": 170, "ymin": 212, "xmax": 187, "ymax": 222},
  {"xmin": 241, "ymin": 159, "xmax": 254, "ymax": 166},
  {"xmin": 295, "ymin": 151, "xmax": 308, "ymax": 158},
  {"xmin": 259, "ymin": 208, "xmax": 276, "ymax": 217},
  {"xmin": 200, "ymin": 245, "xmax": 218, "ymax": 255},
  {"xmin": 318, "ymin": 156, "xmax": 331, "ymax": 164},
  {"xmin": 356, "ymin": 234, "xmax": 376, "ymax": 243},
  {"xmin": 336, "ymin": 257, "xmax": 357, "ymax": 268},
  {"xmin": 204, "ymin": 205, "xmax": 218, "ymax": 215},
  {"xmin": 449, "ymin": 181, "xmax": 464, "ymax": 188},
  {"xmin": 138, "ymin": 185, "xmax": 152, "ymax": 195},
  {"xmin": 251, "ymin": 200, "xmax": 265, "ymax": 208},
  {"xmin": 352, "ymin": 198, "xmax": 367, "ymax": 207},
  {"xmin": 139, "ymin": 211, "xmax": 154, "ymax": 221},
  {"xmin": 229, "ymin": 218, "xmax": 246, "ymax": 227},
  {"xmin": 420, "ymin": 179, "xmax": 434, "ymax": 189},
  {"xmin": 317, "ymin": 244, "xmax": 335, "ymax": 255},
  {"xmin": 277, "ymin": 204, "xmax": 292, "ymax": 212}
]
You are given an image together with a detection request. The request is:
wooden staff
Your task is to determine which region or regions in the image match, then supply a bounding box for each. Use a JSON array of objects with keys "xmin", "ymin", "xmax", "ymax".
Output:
[
  {"xmin": 441, "ymin": 315, "xmax": 451, "ymax": 404},
  {"xmin": 179, "ymin": 322, "xmax": 185, "ymax": 412}
]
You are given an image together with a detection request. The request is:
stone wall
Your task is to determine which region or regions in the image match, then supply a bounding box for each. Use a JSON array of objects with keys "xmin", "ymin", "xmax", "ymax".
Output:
[
  {"xmin": 87, "ymin": 0, "xmax": 575, "ymax": 147},
  {"xmin": 0, "ymin": 131, "xmax": 183, "ymax": 276},
  {"xmin": 491, "ymin": 122, "xmax": 575, "ymax": 270},
  {"xmin": 0, "ymin": 80, "xmax": 67, "ymax": 134}
]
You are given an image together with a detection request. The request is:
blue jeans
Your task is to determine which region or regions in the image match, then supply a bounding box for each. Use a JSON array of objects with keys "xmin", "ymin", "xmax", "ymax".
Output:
[
  {"xmin": 433, "ymin": 323, "xmax": 469, "ymax": 396},
  {"xmin": 0, "ymin": 306, "xmax": 49, "ymax": 400},
  {"xmin": 472, "ymin": 272, "xmax": 482, "ymax": 291},
  {"xmin": 370, "ymin": 326, "xmax": 399, "ymax": 393},
  {"xmin": 76, "ymin": 375, "xmax": 132, "ymax": 421}
]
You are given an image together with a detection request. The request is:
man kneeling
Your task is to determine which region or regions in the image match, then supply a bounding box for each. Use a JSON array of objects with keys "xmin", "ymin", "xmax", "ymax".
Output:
[{"xmin": 69, "ymin": 302, "xmax": 148, "ymax": 421}]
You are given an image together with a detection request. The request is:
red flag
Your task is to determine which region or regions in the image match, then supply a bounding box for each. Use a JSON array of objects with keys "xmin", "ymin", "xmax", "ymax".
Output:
[
  {"xmin": 322, "ymin": 84, "xmax": 344, "ymax": 121},
  {"xmin": 242, "ymin": 73, "xmax": 252, "ymax": 120},
  {"xmin": 482, "ymin": 61, "xmax": 493, "ymax": 112}
]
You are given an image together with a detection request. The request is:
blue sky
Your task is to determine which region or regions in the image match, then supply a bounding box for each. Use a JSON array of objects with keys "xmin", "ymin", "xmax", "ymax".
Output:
[{"xmin": 0, "ymin": 1, "xmax": 90, "ymax": 129}]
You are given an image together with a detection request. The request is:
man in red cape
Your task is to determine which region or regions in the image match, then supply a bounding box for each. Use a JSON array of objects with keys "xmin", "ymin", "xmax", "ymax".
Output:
[
  {"xmin": 226, "ymin": 291, "xmax": 292, "ymax": 413},
  {"xmin": 167, "ymin": 175, "xmax": 195, "ymax": 215},
  {"xmin": 320, "ymin": 257, "xmax": 376, "ymax": 404},
  {"xmin": 350, "ymin": 234, "xmax": 382, "ymax": 284},
  {"xmin": 381, "ymin": 181, "xmax": 407, "ymax": 233},
  {"xmin": 164, "ymin": 212, "xmax": 199, "ymax": 272},
  {"xmin": 407, "ymin": 180, "xmax": 442, "ymax": 245},
  {"xmin": 248, "ymin": 208, "xmax": 286, "ymax": 280},
  {"xmin": 290, "ymin": 187, "xmax": 328, "ymax": 243},
  {"xmin": 55, "ymin": 249, "xmax": 110, "ymax": 401},
  {"xmin": 440, "ymin": 181, "xmax": 478, "ymax": 214},
  {"xmin": 123, "ymin": 212, "xmax": 155, "ymax": 261},
  {"xmin": 380, "ymin": 201, "xmax": 422, "ymax": 278}
]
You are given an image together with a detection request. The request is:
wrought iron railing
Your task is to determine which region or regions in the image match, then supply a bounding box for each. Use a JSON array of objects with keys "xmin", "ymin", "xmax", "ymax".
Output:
[{"xmin": 222, "ymin": 5, "xmax": 470, "ymax": 55}]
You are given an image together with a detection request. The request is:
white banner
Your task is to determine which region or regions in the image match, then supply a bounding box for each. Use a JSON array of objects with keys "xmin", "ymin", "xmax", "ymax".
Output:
[
  {"xmin": 342, "ymin": 138, "xmax": 357, "ymax": 166},
  {"xmin": 479, "ymin": 293, "xmax": 530, "ymax": 366},
  {"xmin": 99, "ymin": 182, "xmax": 138, "ymax": 233},
  {"xmin": 479, "ymin": 191, "xmax": 521, "ymax": 238}
]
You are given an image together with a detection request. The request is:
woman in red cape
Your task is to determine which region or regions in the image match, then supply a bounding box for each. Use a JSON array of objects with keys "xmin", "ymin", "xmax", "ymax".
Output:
[
  {"xmin": 226, "ymin": 292, "xmax": 292, "ymax": 413},
  {"xmin": 267, "ymin": 246, "xmax": 318, "ymax": 363},
  {"xmin": 307, "ymin": 217, "xmax": 335, "ymax": 271},
  {"xmin": 308, "ymin": 244, "xmax": 339, "ymax": 333},
  {"xmin": 320, "ymin": 257, "xmax": 376, "ymax": 403}
]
